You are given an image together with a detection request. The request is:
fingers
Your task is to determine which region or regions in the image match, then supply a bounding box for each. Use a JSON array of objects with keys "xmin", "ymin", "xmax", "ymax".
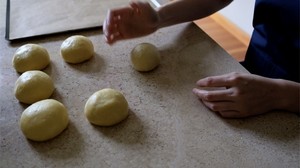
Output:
[
  {"xmin": 130, "ymin": 1, "xmax": 150, "ymax": 12},
  {"xmin": 201, "ymin": 100, "xmax": 235, "ymax": 112},
  {"xmin": 104, "ymin": 31, "xmax": 121, "ymax": 44},
  {"xmin": 196, "ymin": 72, "xmax": 242, "ymax": 87},
  {"xmin": 103, "ymin": 10, "xmax": 118, "ymax": 44},
  {"xmin": 218, "ymin": 111, "xmax": 242, "ymax": 118},
  {"xmin": 103, "ymin": 7, "xmax": 133, "ymax": 44},
  {"xmin": 201, "ymin": 100, "xmax": 244, "ymax": 118},
  {"xmin": 130, "ymin": 1, "xmax": 141, "ymax": 14},
  {"xmin": 196, "ymin": 76, "xmax": 231, "ymax": 87},
  {"xmin": 193, "ymin": 86, "xmax": 246, "ymax": 118},
  {"xmin": 192, "ymin": 88, "xmax": 234, "ymax": 101}
]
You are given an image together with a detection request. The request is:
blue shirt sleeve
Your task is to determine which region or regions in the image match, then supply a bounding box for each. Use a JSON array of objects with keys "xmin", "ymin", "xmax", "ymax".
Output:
[{"xmin": 242, "ymin": 0, "xmax": 299, "ymax": 82}]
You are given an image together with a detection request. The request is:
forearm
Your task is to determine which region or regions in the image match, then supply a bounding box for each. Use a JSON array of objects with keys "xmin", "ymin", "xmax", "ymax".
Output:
[
  {"xmin": 274, "ymin": 79, "xmax": 300, "ymax": 113},
  {"xmin": 157, "ymin": 0, "xmax": 232, "ymax": 28}
]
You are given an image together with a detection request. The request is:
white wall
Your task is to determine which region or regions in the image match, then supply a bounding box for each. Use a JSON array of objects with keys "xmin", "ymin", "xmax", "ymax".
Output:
[{"xmin": 219, "ymin": 0, "xmax": 255, "ymax": 35}]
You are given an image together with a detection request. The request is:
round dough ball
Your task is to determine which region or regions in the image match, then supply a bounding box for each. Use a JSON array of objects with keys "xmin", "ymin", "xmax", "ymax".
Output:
[
  {"xmin": 12, "ymin": 44, "xmax": 50, "ymax": 73},
  {"xmin": 60, "ymin": 35, "xmax": 94, "ymax": 64},
  {"xmin": 131, "ymin": 43, "xmax": 161, "ymax": 71},
  {"xmin": 20, "ymin": 99, "xmax": 69, "ymax": 141},
  {"xmin": 14, "ymin": 70, "xmax": 54, "ymax": 104},
  {"xmin": 84, "ymin": 88, "xmax": 129, "ymax": 126}
]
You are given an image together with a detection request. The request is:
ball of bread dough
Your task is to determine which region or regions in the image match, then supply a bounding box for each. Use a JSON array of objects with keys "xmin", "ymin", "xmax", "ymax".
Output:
[
  {"xmin": 12, "ymin": 44, "xmax": 50, "ymax": 73},
  {"xmin": 131, "ymin": 43, "xmax": 161, "ymax": 71},
  {"xmin": 14, "ymin": 70, "xmax": 54, "ymax": 104},
  {"xmin": 60, "ymin": 35, "xmax": 94, "ymax": 64},
  {"xmin": 20, "ymin": 99, "xmax": 69, "ymax": 142},
  {"xmin": 84, "ymin": 88, "xmax": 129, "ymax": 126}
]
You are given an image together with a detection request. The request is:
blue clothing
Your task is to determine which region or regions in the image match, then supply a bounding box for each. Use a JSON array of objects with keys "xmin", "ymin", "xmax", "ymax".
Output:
[{"xmin": 242, "ymin": 0, "xmax": 300, "ymax": 82}]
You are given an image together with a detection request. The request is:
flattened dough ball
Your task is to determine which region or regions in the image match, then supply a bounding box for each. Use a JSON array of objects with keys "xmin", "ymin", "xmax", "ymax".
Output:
[
  {"xmin": 131, "ymin": 43, "xmax": 161, "ymax": 71},
  {"xmin": 14, "ymin": 70, "xmax": 54, "ymax": 104},
  {"xmin": 20, "ymin": 99, "xmax": 69, "ymax": 141},
  {"xmin": 12, "ymin": 44, "xmax": 50, "ymax": 73},
  {"xmin": 84, "ymin": 88, "xmax": 129, "ymax": 126},
  {"xmin": 60, "ymin": 35, "xmax": 94, "ymax": 64}
]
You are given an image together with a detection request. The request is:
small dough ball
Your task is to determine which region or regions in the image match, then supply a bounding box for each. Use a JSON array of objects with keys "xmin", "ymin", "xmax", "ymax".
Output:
[
  {"xmin": 12, "ymin": 44, "xmax": 50, "ymax": 73},
  {"xmin": 20, "ymin": 99, "xmax": 69, "ymax": 141},
  {"xmin": 131, "ymin": 43, "xmax": 161, "ymax": 71},
  {"xmin": 14, "ymin": 70, "xmax": 54, "ymax": 104},
  {"xmin": 60, "ymin": 35, "xmax": 94, "ymax": 64},
  {"xmin": 84, "ymin": 88, "xmax": 129, "ymax": 126}
]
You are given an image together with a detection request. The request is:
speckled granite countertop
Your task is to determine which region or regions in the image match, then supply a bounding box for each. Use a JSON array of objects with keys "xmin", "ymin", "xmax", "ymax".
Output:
[{"xmin": 0, "ymin": 1, "xmax": 299, "ymax": 167}]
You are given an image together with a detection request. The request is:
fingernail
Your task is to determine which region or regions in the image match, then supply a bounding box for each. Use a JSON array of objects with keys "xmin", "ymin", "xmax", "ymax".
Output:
[
  {"xmin": 104, "ymin": 36, "xmax": 113, "ymax": 45},
  {"xmin": 192, "ymin": 88, "xmax": 198, "ymax": 94},
  {"xmin": 109, "ymin": 34, "xmax": 114, "ymax": 41},
  {"xmin": 104, "ymin": 36, "xmax": 108, "ymax": 41}
]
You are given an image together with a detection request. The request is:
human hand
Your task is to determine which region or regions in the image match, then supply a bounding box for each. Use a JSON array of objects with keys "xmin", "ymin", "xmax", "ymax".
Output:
[
  {"xmin": 192, "ymin": 72, "xmax": 287, "ymax": 118},
  {"xmin": 103, "ymin": 1, "xmax": 159, "ymax": 44}
]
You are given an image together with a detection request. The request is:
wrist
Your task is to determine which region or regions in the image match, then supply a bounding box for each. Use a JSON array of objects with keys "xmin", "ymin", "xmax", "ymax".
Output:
[
  {"xmin": 156, "ymin": 6, "xmax": 167, "ymax": 29},
  {"xmin": 273, "ymin": 79, "xmax": 300, "ymax": 113}
]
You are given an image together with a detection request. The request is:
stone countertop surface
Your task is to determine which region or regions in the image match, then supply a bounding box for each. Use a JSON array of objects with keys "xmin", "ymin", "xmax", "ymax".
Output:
[{"xmin": 0, "ymin": 1, "xmax": 299, "ymax": 168}]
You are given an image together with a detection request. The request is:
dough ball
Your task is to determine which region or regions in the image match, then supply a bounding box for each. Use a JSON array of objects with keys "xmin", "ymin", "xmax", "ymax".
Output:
[
  {"xmin": 131, "ymin": 43, "xmax": 161, "ymax": 71},
  {"xmin": 84, "ymin": 88, "xmax": 129, "ymax": 126},
  {"xmin": 20, "ymin": 99, "xmax": 69, "ymax": 142},
  {"xmin": 60, "ymin": 35, "xmax": 94, "ymax": 64},
  {"xmin": 14, "ymin": 70, "xmax": 54, "ymax": 104},
  {"xmin": 12, "ymin": 44, "xmax": 50, "ymax": 73}
]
